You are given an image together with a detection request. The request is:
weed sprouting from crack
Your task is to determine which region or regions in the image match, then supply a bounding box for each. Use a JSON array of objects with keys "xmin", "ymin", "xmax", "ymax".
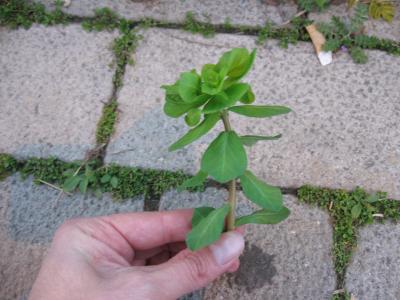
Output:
[{"xmin": 298, "ymin": 185, "xmax": 400, "ymax": 300}]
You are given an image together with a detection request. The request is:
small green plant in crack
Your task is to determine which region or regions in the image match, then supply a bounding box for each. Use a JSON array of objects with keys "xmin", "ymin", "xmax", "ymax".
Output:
[
  {"xmin": 82, "ymin": 7, "xmax": 121, "ymax": 32},
  {"xmin": 96, "ymin": 100, "xmax": 118, "ymax": 144},
  {"xmin": 0, "ymin": 0, "xmax": 69, "ymax": 28},
  {"xmin": 348, "ymin": 0, "xmax": 396, "ymax": 22},
  {"xmin": 0, "ymin": 153, "xmax": 18, "ymax": 180},
  {"xmin": 112, "ymin": 28, "xmax": 142, "ymax": 88},
  {"xmin": 317, "ymin": 3, "xmax": 371, "ymax": 63},
  {"xmin": 257, "ymin": 17, "xmax": 312, "ymax": 48},
  {"xmin": 161, "ymin": 48, "xmax": 292, "ymax": 251},
  {"xmin": 298, "ymin": 0, "xmax": 330, "ymax": 12},
  {"xmin": 183, "ymin": 11, "xmax": 215, "ymax": 38},
  {"xmin": 298, "ymin": 185, "xmax": 400, "ymax": 300}
]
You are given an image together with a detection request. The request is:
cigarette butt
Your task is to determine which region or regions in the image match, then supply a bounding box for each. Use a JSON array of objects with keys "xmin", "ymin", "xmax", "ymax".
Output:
[{"xmin": 306, "ymin": 24, "xmax": 332, "ymax": 66}]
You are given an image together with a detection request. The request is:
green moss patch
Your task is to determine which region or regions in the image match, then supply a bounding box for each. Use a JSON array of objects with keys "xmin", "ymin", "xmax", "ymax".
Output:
[{"xmin": 298, "ymin": 185, "xmax": 400, "ymax": 299}]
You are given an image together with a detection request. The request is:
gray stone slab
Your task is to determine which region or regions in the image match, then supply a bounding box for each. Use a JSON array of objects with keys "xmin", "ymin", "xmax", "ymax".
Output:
[
  {"xmin": 37, "ymin": 0, "xmax": 298, "ymax": 26},
  {"xmin": 1, "ymin": 174, "xmax": 144, "ymax": 243},
  {"xmin": 309, "ymin": 3, "xmax": 400, "ymax": 41},
  {"xmin": 106, "ymin": 28, "xmax": 400, "ymax": 198},
  {"xmin": 159, "ymin": 189, "xmax": 336, "ymax": 299},
  {"xmin": 345, "ymin": 222, "xmax": 400, "ymax": 300},
  {"xmin": 0, "ymin": 24, "xmax": 117, "ymax": 161}
]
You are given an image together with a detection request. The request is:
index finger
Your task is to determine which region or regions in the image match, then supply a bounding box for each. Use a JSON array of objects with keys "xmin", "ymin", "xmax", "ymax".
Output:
[{"xmin": 101, "ymin": 209, "xmax": 193, "ymax": 250}]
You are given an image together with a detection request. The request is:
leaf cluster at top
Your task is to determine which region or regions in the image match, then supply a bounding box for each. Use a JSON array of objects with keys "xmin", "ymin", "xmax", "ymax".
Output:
[{"xmin": 162, "ymin": 48, "xmax": 292, "ymax": 250}]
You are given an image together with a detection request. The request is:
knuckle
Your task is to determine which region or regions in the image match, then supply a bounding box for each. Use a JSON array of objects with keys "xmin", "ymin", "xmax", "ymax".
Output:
[
  {"xmin": 54, "ymin": 218, "xmax": 84, "ymax": 240},
  {"xmin": 183, "ymin": 253, "xmax": 211, "ymax": 283}
]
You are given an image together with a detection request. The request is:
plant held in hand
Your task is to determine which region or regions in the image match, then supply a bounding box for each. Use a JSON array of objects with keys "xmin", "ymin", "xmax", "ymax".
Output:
[{"xmin": 162, "ymin": 48, "xmax": 291, "ymax": 251}]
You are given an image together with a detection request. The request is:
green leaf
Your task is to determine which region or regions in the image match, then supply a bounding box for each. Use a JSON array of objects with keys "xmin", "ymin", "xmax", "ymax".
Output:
[
  {"xmin": 185, "ymin": 108, "xmax": 202, "ymax": 127},
  {"xmin": 161, "ymin": 82, "xmax": 179, "ymax": 95},
  {"xmin": 178, "ymin": 72, "xmax": 201, "ymax": 103},
  {"xmin": 229, "ymin": 48, "xmax": 256, "ymax": 80},
  {"xmin": 201, "ymin": 64, "xmax": 220, "ymax": 87},
  {"xmin": 351, "ymin": 204, "xmax": 362, "ymax": 219},
  {"xmin": 229, "ymin": 105, "xmax": 291, "ymax": 118},
  {"xmin": 239, "ymin": 86, "xmax": 255, "ymax": 104},
  {"xmin": 202, "ymin": 93, "xmax": 234, "ymax": 114},
  {"xmin": 365, "ymin": 193, "xmax": 379, "ymax": 203},
  {"xmin": 235, "ymin": 206, "xmax": 290, "ymax": 226},
  {"xmin": 110, "ymin": 176, "xmax": 119, "ymax": 188},
  {"xmin": 79, "ymin": 177, "xmax": 89, "ymax": 194},
  {"xmin": 100, "ymin": 174, "xmax": 111, "ymax": 183},
  {"xmin": 186, "ymin": 204, "xmax": 230, "ymax": 251},
  {"xmin": 63, "ymin": 176, "xmax": 81, "ymax": 192},
  {"xmin": 225, "ymin": 83, "xmax": 250, "ymax": 102},
  {"xmin": 169, "ymin": 113, "xmax": 220, "ymax": 151},
  {"xmin": 164, "ymin": 94, "xmax": 195, "ymax": 118},
  {"xmin": 178, "ymin": 170, "xmax": 208, "ymax": 192},
  {"xmin": 240, "ymin": 170, "xmax": 283, "ymax": 211},
  {"xmin": 192, "ymin": 206, "xmax": 215, "ymax": 227},
  {"xmin": 240, "ymin": 134, "xmax": 282, "ymax": 147},
  {"xmin": 201, "ymin": 131, "xmax": 247, "ymax": 183}
]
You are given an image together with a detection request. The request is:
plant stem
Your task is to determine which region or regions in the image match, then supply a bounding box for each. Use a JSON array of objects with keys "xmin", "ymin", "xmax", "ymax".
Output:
[{"xmin": 221, "ymin": 110, "xmax": 236, "ymax": 231}]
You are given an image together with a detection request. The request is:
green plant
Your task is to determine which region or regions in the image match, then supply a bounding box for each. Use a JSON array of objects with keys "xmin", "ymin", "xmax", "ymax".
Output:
[
  {"xmin": 0, "ymin": 153, "xmax": 18, "ymax": 180},
  {"xmin": 112, "ymin": 28, "xmax": 142, "ymax": 88},
  {"xmin": 298, "ymin": 185, "xmax": 400, "ymax": 300},
  {"xmin": 298, "ymin": 0, "xmax": 330, "ymax": 12},
  {"xmin": 318, "ymin": 3, "xmax": 371, "ymax": 63},
  {"xmin": 0, "ymin": 0, "xmax": 69, "ymax": 28},
  {"xmin": 162, "ymin": 48, "xmax": 291, "ymax": 251},
  {"xmin": 348, "ymin": 0, "xmax": 396, "ymax": 22},
  {"xmin": 96, "ymin": 100, "xmax": 118, "ymax": 144},
  {"xmin": 81, "ymin": 7, "xmax": 121, "ymax": 32},
  {"xmin": 183, "ymin": 11, "xmax": 215, "ymax": 38}
]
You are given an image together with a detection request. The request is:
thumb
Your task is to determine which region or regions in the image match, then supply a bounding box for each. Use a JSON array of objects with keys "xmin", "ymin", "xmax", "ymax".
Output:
[{"xmin": 154, "ymin": 231, "xmax": 244, "ymax": 299}]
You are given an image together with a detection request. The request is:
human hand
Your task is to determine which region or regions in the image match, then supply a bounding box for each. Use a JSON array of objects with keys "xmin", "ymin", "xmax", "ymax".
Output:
[{"xmin": 29, "ymin": 209, "xmax": 245, "ymax": 300}]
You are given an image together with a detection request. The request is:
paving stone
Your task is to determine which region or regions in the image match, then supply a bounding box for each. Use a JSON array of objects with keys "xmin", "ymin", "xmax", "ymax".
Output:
[
  {"xmin": 1, "ymin": 174, "xmax": 144, "ymax": 243},
  {"xmin": 106, "ymin": 28, "xmax": 400, "ymax": 198},
  {"xmin": 345, "ymin": 222, "xmax": 400, "ymax": 300},
  {"xmin": 37, "ymin": 0, "xmax": 298, "ymax": 26},
  {"xmin": 309, "ymin": 3, "xmax": 400, "ymax": 41},
  {"xmin": 0, "ymin": 177, "xmax": 47, "ymax": 300},
  {"xmin": 0, "ymin": 24, "xmax": 117, "ymax": 161},
  {"xmin": 159, "ymin": 189, "xmax": 336, "ymax": 299}
]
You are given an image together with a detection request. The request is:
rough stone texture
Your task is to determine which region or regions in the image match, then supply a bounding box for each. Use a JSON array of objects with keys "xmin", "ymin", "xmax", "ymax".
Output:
[
  {"xmin": 106, "ymin": 28, "xmax": 400, "ymax": 198},
  {"xmin": 0, "ymin": 25, "xmax": 117, "ymax": 161},
  {"xmin": 159, "ymin": 189, "xmax": 336, "ymax": 299},
  {"xmin": 309, "ymin": 3, "xmax": 400, "ymax": 41},
  {"xmin": 0, "ymin": 174, "xmax": 144, "ymax": 299},
  {"xmin": 0, "ymin": 178, "xmax": 47, "ymax": 300},
  {"xmin": 2, "ymin": 174, "xmax": 144, "ymax": 243},
  {"xmin": 37, "ymin": 0, "xmax": 298, "ymax": 26},
  {"xmin": 345, "ymin": 223, "xmax": 400, "ymax": 300}
]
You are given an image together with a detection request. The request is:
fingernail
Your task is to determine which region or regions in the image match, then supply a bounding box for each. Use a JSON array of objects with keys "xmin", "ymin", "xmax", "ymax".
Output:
[{"xmin": 209, "ymin": 232, "xmax": 244, "ymax": 266}]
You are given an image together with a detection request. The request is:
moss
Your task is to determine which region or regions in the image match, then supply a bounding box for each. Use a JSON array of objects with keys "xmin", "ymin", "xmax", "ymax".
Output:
[
  {"xmin": 5, "ymin": 155, "xmax": 203, "ymax": 208},
  {"xmin": 0, "ymin": 153, "xmax": 18, "ymax": 180},
  {"xmin": 183, "ymin": 11, "xmax": 215, "ymax": 38},
  {"xmin": 96, "ymin": 100, "xmax": 118, "ymax": 144},
  {"xmin": 298, "ymin": 185, "xmax": 400, "ymax": 299},
  {"xmin": 81, "ymin": 7, "xmax": 120, "ymax": 32},
  {"xmin": 20, "ymin": 157, "xmax": 81, "ymax": 184},
  {"xmin": 112, "ymin": 28, "xmax": 142, "ymax": 88},
  {"xmin": 0, "ymin": 0, "xmax": 69, "ymax": 29}
]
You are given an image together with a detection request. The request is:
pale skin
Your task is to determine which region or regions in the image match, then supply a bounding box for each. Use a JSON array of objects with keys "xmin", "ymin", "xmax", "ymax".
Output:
[{"xmin": 29, "ymin": 209, "xmax": 245, "ymax": 300}]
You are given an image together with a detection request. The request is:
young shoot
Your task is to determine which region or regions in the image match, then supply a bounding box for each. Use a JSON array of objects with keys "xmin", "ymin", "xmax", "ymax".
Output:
[{"xmin": 162, "ymin": 48, "xmax": 291, "ymax": 251}]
